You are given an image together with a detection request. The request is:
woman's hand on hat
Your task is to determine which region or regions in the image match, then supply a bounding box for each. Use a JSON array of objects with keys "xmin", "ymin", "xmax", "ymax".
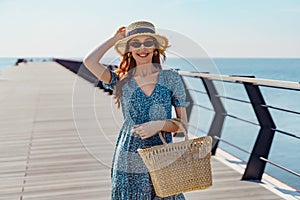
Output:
[
  {"xmin": 114, "ymin": 26, "xmax": 126, "ymax": 40},
  {"xmin": 131, "ymin": 120, "xmax": 164, "ymax": 140}
]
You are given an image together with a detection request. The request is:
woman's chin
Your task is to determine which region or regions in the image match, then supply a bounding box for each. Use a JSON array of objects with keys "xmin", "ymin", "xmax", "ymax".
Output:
[{"xmin": 135, "ymin": 57, "xmax": 152, "ymax": 65}]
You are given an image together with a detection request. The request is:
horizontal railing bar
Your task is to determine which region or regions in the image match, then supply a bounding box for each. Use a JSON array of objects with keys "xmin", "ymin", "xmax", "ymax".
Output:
[
  {"xmin": 216, "ymin": 95, "xmax": 251, "ymax": 104},
  {"xmin": 225, "ymin": 113, "xmax": 260, "ymax": 126},
  {"xmin": 260, "ymin": 157, "xmax": 300, "ymax": 178},
  {"xmin": 261, "ymin": 104, "xmax": 300, "ymax": 115},
  {"xmin": 212, "ymin": 78, "xmax": 243, "ymax": 84},
  {"xmin": 182, "ymin": 74, "xmax": 244, "ymax": 85},
  {"xmin": 214, "ymin": 136, "xmax": 251, "ymax": 154},
  {"xmin": 186, "ymin": 88, "xmax": 207, "ymax": 95},
  {"xmin": 212, "ymin": 78, "xmax": 248, "ymax": 87},
  {"xmin": 257, "ymin": 83, "xmax": 300, "ymax": 92},
  {"xmin": 193, "ymin": 103, "xmax": 261, "ymax": 127},
  {"xmin": 179, "ymin": 71, "xmax": 300, "ymax": 91},
  {"xmin": 271, "ymin": 128, "xmax": 300, "ymax": 140},
  {"xmin": 193, "ymin": 103, "xmax": 215, "ymax": 112}
]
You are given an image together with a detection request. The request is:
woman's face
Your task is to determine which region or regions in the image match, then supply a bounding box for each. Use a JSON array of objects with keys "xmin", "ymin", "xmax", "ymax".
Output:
[{"xmin": 128, "ymin": 36, "xmax": 156, "ymax": 65}]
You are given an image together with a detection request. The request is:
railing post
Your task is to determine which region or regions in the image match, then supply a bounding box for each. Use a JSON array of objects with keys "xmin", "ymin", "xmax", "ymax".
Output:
[
  {"xmin": 242, "ymin": 82, "xmax": 276, "ymax": 180},
  {"xmin": 201, "ymin": 78, "xmax": 226, "ymax": 155}
]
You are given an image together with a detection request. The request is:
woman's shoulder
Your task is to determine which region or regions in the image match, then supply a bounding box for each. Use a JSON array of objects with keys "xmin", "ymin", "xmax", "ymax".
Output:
[
  {"xmin": 160, "ymin": 68, "xmax": 180, "ymax": 80},
  {"xmin": 159, "ymin": 69, "xmax": 182, "ymax": 88},
  {"xmin": 160, "ymin": 68, "xmax": 180, "ymax": 76}
]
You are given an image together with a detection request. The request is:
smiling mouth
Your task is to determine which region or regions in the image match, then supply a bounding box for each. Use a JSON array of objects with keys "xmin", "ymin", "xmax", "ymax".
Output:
[{"xmin": 137, "ymin": 53, "xmax": 149, "ymax": 58}]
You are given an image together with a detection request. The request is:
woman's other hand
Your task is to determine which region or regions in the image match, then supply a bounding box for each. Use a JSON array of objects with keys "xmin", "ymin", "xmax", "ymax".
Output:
[
  {"xmin": 114, "ymin": 26, "xmax": 126, "ymax": 41},
  {"xmin": 131, "ymin": 121, "xmax": 164, "ymax": 140}
]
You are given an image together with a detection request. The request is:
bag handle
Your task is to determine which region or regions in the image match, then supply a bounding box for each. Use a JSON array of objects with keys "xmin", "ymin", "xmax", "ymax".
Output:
[{"xmin": 158, "ymin": 118, "xmax": 188, "ymax": 144}]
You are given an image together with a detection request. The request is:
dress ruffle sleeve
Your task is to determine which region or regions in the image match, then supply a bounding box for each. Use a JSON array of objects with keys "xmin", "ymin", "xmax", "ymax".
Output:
[
  {"xmin": 102, "ymin": 69, "xmax": 119, "ymax": 91},
  {"xmin": 170, "ymin": 70, "xmax": 190, "ymax": 107}
]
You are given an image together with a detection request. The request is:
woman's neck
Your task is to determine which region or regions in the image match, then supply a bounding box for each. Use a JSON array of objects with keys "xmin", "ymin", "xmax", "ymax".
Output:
[{"xmin": 133, "ymin": 63, "xmax": 159, "ymax": 77}]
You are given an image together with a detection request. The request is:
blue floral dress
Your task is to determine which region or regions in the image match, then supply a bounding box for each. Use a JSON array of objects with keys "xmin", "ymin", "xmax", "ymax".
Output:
[{"xmin": 102, "ymin": 69, "xmax": 189, "ymax": 200}]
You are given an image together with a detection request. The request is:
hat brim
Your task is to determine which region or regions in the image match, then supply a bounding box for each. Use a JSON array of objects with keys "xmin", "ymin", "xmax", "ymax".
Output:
[{"xmin": 114, "ymin": 33, "xmax": 169, "ymax": 56}]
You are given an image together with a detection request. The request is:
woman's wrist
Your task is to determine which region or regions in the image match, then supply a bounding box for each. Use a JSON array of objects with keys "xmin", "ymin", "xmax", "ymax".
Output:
[
  {"xmin": 160, "ymin": 119, "xmax": 183, "ymax": 133},
  {"xmin": 113, "ymin": 34, "xmax": 124, "ymax": 41},
  {"xmin": 150, "ymin": 120, "xmax": 165, "ymax": 133},
  {"xmin": 107, "ymin": 36, "xmax": 121, "ymax": 46}
]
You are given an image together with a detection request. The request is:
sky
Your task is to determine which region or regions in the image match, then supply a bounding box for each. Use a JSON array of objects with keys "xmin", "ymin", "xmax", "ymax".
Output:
[{"xmin": 0, "ymin": 0, "xmax": 300, "ymax": 58}]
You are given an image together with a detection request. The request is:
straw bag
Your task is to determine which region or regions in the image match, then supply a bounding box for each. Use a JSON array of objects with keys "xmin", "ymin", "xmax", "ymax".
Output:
[{"xmin": 137, "ymin": 119, "xmax": 212, "ymax": 198}]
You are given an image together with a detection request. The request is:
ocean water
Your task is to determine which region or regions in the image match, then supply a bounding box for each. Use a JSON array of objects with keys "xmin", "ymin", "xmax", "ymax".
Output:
[
  {"xmin": 0, "ymin": 57, "xmax": 17, "ymax": 71},
  {"xmin": 0, "ymin": 57, "xmax": 53, "ymax": 71},
  {"xmin": 1, "ymin": 57, "xmax": 299, "ymax": 190}
]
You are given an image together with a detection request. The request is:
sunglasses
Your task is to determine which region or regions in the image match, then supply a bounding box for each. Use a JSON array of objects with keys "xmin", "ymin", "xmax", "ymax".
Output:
[{"xmin": 129, "ymin": 40, "xmax": 155, "ymax": 48}]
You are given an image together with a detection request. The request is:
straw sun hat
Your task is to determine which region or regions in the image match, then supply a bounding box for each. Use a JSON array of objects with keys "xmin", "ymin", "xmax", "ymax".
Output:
[{"xmin": 114, "ymin": 21, "xmax": 169, "ymax": 56}]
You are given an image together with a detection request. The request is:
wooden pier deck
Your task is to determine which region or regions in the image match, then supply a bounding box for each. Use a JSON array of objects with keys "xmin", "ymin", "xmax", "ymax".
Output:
[{"xmin": 0, "ymin": 62, "xmax": 295, "ymax": 199}]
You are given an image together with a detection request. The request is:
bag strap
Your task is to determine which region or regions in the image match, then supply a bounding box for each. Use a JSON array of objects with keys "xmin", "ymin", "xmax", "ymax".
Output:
[{"xmin": 158, "ymin": 118, "xmax": 188, "ymax": 144}]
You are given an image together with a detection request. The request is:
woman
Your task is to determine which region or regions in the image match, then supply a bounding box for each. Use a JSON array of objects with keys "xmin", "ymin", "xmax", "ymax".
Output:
[{"xmin": 84, "ymin": 21, "xmax": 188, "ymax": 200}]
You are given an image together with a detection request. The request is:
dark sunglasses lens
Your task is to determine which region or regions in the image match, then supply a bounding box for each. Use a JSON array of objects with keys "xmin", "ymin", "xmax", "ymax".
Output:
[
  {"xmin": 130, "ymin": 42, "xmax": 142, "ymax": 48},
  {"xmin": 144, "ymin": 41, "xmax": 154, "ymax": 47}
]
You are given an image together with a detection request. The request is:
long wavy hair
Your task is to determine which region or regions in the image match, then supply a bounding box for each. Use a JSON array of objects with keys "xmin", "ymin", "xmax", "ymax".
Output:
[{"xmin": 114, "ymin": 37, "xmax": 166, "ymax": 108}]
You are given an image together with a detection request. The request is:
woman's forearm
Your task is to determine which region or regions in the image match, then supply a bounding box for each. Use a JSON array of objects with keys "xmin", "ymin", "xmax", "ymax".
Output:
[
  {"xmin": 83, "ymin": 27, "xmax": 125, "ymax": 83},
  {"xmin": 159, "ymin": 120, "xmax": 180, "ymax": 133},
  {"xmin": 160, "ymin": 107, "xmax": 188, "ymax": 133},
  {"xmin": 160, "ymin": 119, "xmax": 187, "ymax": 133},
  {"xmin": 84, "ymin": 36, "xmax": 119, "ymax": 66},
  {"xmin": 83, "ymin": 37, "xmax": 119, "ymax": 83}
]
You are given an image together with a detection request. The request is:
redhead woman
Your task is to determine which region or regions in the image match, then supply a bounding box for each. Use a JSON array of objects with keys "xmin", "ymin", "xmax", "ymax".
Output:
[{"xmin": 84, "ymin": 21, "xmax": 189, "ymax": 200}]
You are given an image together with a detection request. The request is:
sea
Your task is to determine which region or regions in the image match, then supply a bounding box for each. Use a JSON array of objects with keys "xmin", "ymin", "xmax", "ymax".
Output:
[{"xmin": 1, "ymin": 57, "xmax": 299, "ymax": 190}]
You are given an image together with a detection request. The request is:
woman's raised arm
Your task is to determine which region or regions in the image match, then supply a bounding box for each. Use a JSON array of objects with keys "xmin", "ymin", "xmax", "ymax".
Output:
[{"xmin": 83, "ymin": 27, "xmax": 125, "ymax": 84}]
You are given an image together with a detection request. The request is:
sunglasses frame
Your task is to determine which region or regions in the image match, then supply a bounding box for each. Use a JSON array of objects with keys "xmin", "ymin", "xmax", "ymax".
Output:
[{"xmin": 129, "ymin": 40, "xmax": 155, "ymax": 48}]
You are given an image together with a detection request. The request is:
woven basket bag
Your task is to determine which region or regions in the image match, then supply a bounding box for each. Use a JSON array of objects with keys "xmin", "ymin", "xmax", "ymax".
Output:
[{"xmin": 137, "ymin": 119, "xmax": 212, "ymax": 198}]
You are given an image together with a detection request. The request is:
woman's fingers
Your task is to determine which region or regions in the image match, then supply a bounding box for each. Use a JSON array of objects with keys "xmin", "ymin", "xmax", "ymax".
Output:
[
  {"xmin": 140, "ymin": 134, "xmax": 148, "ymax": 140},
  {"xmin": 130, "ymin": 125, "xmax": 139, "ymax": 134},
  {"xmin": 118, "ymin": 26, "xmax": 126, "ymax": 32},
  {"xmin": 131, "ymin": 122, "xmax": 155, "ymax": 140},
  {"xmin": 131, "ymin": 125, "xmax": 144, "ymax": 135},
  {"xmin": 136, "ymin": 130, "xmax": 144, "ymax": 135},
  {"xmin": 130, "ymin": 129, "xmax": 135, "ymax": 135},
  {"xmin": 117, "ymin": 27, "xmax": 126, "ymax": 37},
  {"xmin": 114, "ymin": 26, "xmax": 126, "ymax": 40}
]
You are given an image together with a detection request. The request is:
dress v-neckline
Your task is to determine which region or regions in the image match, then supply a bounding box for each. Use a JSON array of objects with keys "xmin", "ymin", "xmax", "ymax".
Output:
[{"xmin": 132, "ymin": 70, "xmax": 162, "ymax": 98}]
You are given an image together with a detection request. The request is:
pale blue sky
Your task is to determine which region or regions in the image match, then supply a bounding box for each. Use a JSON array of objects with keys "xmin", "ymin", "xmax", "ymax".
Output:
[{"xmin": 0, "ymin": 0, "xmax": 299, "ymax": 58}]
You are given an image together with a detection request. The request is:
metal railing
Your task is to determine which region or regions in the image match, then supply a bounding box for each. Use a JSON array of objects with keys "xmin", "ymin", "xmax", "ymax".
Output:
[
  {"xmin": 54, "ymin": 59, "xmax": 300, "ymax": 184},
  {"xmin": 179, "ymin": 71, "xmax": 300, "ymax": 181}
]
